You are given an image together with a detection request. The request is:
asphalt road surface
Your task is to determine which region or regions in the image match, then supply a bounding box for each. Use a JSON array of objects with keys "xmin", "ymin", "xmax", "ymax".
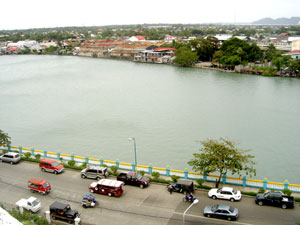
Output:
[{"xmin": 0, "ymin": 161, "xmax": 299, "ymax": 225}]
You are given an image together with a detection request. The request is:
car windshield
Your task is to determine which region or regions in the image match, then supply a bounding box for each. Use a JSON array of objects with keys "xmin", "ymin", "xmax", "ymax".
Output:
[
  {"xmin": 136, "ymin": 174, "xmax": 143, "ymax": 180},
  {"xmin": 43, "ymin": 183, "xmax": 49, "ymax": 188},
  {"xmin": 229, "ymin": 206, "xmax": 234, "ymax": 213},
  {"xmin": 212, "ymin": 205, "xmax": 218, "ymax": 211},
  {"xmin": 52, "ymin": 162, "xmax": 59, "ymax": 167},
  {"xmin": 32, "ymin": 200, "xmax": 40, "ymax": 206},
  {"xmin": 233, "ymin": 189, "xmax": 237, "ymax": 194}
]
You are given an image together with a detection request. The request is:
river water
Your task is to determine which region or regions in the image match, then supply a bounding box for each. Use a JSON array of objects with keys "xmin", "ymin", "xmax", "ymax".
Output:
[{"xmin": 0, "ymin": 55, "xmax": 300, "ymax": 183}]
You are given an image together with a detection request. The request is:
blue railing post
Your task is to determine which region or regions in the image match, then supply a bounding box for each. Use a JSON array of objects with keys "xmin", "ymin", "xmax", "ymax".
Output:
[
  {"xmin": 85, "ymin": 155, "xmax": 89, "ymax": 164},
  {"xmin": 43, "ymin": 150, "xmax": 47, "ymax": 157},
  {"xmin": 243, "ymin": 177, "xmax": 247, "ymax": 187},
  {"xmin": 100, "ymin": 157, "xmax": 103, "ymax": 166},
  {"xmin": 148, "ymin": 164, "xmax": 152, "ymax": 174},
  {"xmin": 31, "ymin": 148, "xmax": 35, "ymax": 156},
  {"xmin": 18, "ymin": 146, "xmax": 22, "ymax": 154},
  {"xmin": 284, "ymin": 180, "xmax": 289, "ymax": 190},
  {"xmin": 184, "ymin": 168, "xmax": 188, "ymax": 179},
  {"xmin": 57, "ymin": 151, "xmax": 60, "ymax": 160},
  {"xmin": 71, "ymin": 152, "xmax": 74, "ymax": 161},
  {"xmin": 132, "ymin": 163, "xmax": 136, "ymax": 171},
  {"xmin": 263, "ymin": 177, "xmax": 268, "ymax": 189},
  {"xmin": 203, "ymin": 172, "xmax": 207, "ymax": 182},
  {"xmin": 222, "ymin": 174, "xmax": 226, "ymax": 184},
  {"xmin": 116, "ymin": 159, "xmax": 119, "ymax": 169},
  {"xmin": 8, "ymin": 144, "xmax": 11, "ymax": 152},
  {"xmin": 166, "ymin": 166, "xmax": 170, "ymax": 176}
]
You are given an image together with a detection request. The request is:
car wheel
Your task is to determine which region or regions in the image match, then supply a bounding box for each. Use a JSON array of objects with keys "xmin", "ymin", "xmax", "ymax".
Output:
[
  {"xmin": 96, "ymin": 177, "xmax": 101, "ymax": 181},
  {"xmin": 30, "ymin": 189, "xmax": 34, "ymax": 193},
  {"xmin": 212, "ymin": 195, "xmax": 217, "ymax": 200},
  {"xmin": 51, "ymin": 215, "xmax": 56, "ymax": 220},
  {"xmin": 230, "ymin": 198, "xmax": 235, "ymax": 202},
  {"xmin": 82, "ymin": 204, "xmax": 87, "ymax": 208},
  {"xmin": 54, "ymin": 170, "xmax": 58, "ymax": 175},
  {"xmin": 282, "ymin": 204, "xmax": 287, "ymax": 209},
  {"xmin": 90, "ymin": 189, "xmax": 94, "ymax": 193},
  {"xmin": 140, "ymin": 184, "xmax": 144, "ymax": 189},
  {"xmin": 207, "ymin": 214, "xmax": 211, "ymax": 218},
  {"xmin": 183, "ymin": 197, "xmax": 187, "ymax": 202},
  {"xmin": 227, "ymin": 217, "xmax": 232, "ymax": 221},
  {"xmin": 68, "ymin": 220, "xmax": 73, "ymax": 224},
  {"xmin": 41, "ymin": 168, "xmax": 45, "ymax": 172},
  {"xmin": 10, "ymin": 161, "xmax": 13, "ymax": 165},
  {"xmin": 204, "ymin": 214, "xmax": 208, "ymax": 217},
  {"xmin": 258, "ymin": 201, "xmax": 263, "ymax": 206},
  {"xmin": 108, "ymin": 193, "xmax": 112, "ymax": 197},
  {"xmin": 81, "ymin": 174, "xmax": 86, "ymax": 179}
]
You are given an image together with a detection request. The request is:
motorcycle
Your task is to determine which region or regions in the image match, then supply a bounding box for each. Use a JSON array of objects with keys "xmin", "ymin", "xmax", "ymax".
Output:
[
  {"xmin": 82, "ymin": 193, "xmax": 97, "ymax": 208},
  {"xmin": 183, "ymin": 194, "xmax": 197, "ymax": 203}
]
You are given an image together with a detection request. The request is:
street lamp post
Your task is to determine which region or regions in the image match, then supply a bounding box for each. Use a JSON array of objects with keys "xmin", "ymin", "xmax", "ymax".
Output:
[
  {"xmin": 128, "ymin": 137, "xmax": 137, "ymax": 169},
  {"xmin": 183, "ymin": 199, "xmax": 199, "ymax": 225}
]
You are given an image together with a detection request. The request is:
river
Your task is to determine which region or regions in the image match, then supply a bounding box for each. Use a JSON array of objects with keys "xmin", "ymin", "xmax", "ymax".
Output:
[{"xmin": 0, "ymin": 55, "xmax": 300, "ymax": 183}]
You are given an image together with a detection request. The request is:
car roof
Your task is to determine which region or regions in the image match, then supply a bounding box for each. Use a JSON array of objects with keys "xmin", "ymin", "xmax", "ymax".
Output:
[
  {"xmin": 28, "ymin": 197, "xmax": 38, "ymax": 202},
  {"xmin": 177, "ymin": 179, "xmax": 193, "ymax": 186},
  {"xmin": 28, "ymin": 178, "xmax": 46, "ymax": 185},
  {"xmin": 41, "ymin": 158, "xmax": 57, "ymax": 163},
  {"xmin": 221, "ymin": 187, "xmax": 234, "ymax": 192},
  {"xmin": 87, "ymin": 166, "xmax": 106, "ymax": 170},
  {"xmin": 97, "ymin": 179, "xmax": 123, "ymax": 187},
  {"xmin": 216, "ymin": 204, "xmax": 231, "ymax": 210},
  {"xmin": 4, "ymin": 152, "xmax": 19, "ymax": 156},
  {"xmin": 50, "ymin": 201, "xmax": 69, "ymax": 210}
]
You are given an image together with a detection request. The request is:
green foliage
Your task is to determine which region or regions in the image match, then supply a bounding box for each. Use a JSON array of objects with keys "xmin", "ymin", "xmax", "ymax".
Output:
[
  {"xmin": 21, "ymin": 156, "xmax": 40, "ymax": 163},
  {"xmin": 189, "ymin": 36, "xmax": 220, "ymax": 61},
  {"xmin": 81, "ymin": 162, "xmax": 87, "ymax": 169},
  {"xmin": 139, "ymin": 170, "xmax": 145, "ymax": 176},
  {"xmin": 174, "ymin": 46, "xmax": 198, "ymax": 67},
  {"xmin": 0, "ymin": 129, "xmax": 11, "ymax": 146},
  {"xmin": 258, "ymin": 188, "xmax": 266, "ymax": 194},
  {"xmin": 171, "ymin": 175, "xmax": 180, "ymax": 183},
  {"xmin": 295, "ymin": 197, "xmax": 300, "ymax": 202},
  {"xmin": 151, "ymin": 171, "xmax": 160, "ymax": 179},
  {"xmin": 67, "ymin": 160, "xmax": 76, "ymax": 166},
  {"xmin": 148, "ymin": 177, "xmax": 170, "ymax": 184},
  {"xmin": 8, "ymin": 208, "xmax": 49, "ymax": 225},
  {"xmin": 282, "ymin": 189, "xmax": 292, "ymax": 196},
  {"xmin": 196, "ymin": 178, "xmax": 204, "ymax": 186},
  {"xmin": 241, "ymin": 191, "xmax": 258, "ymax": 197},
  {"xmin": 110, "ymin": 165, "xmax": 118, "ymax": 174},
  {"xmin": 24, "ymin": 152, "xmax": 31, "ymax": 159},
  {"xmin": 101, "ymin": 164, "xmax": 108, "ymax": 167},
  {"xmin": 34, "ymin": 154, "xmax": 41, "ymax": 160},
  {"xmin": 188, "ymin": 137, "xmax": 256, "ymax": 188},
  {"xmin": 290, "ymin": 59, "xmax": 300, "ymax": 75}
]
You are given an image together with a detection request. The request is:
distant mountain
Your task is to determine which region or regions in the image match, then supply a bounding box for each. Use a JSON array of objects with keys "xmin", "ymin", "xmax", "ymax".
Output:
[{"xmin": 252, "ymin": 17, "xmax": 300, "ymax": 25}]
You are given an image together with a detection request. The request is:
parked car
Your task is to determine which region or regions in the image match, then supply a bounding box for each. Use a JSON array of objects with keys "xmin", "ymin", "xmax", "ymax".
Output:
[
  {"xmin": 208, "ymin": 187, "xmax": 242, "ymax": 202},
  {"xmin": 0, "ymin": 152, "xmax": 21, "ymax": 164},
  {"xmin": 16, "ymin": 197, "xmax": 41, "ymax": 213},
  {"xmin": 28, "ymin": 178, "xmax": 51, "ymax": 195},
  {"xmin": 89, "ymin": 179, "xmax": 124, "ymax": 197},
  {"xmin": 167, "ymin": 179, "xmax": 194, "ymax": 193},
  {"xmin": 117, "ymin": 172, "xmax": 150, "ymax": 189},
  {"xmin": 39, "ymin": 158, "xmax": 64, "ymax": 174},
  {"xmin": 203, "ymin": 204, "xmax": 239, "ymax": 221},
  {"xmin": 50, "ymin": 201, "xmax": 80, "ymax": 224},
  {"xmin": 81, "ymin": 166, "xmax": 108, "ymax": 180},
  {"xmin": 255, "ymin": 191, "xmax": 294, "ymax": 209}
]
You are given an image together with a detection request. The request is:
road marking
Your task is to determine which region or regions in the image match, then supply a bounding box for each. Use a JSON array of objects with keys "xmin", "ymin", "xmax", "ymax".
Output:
[{"xmin": 173, "ymin": 212, "xmax": 253, "ymax": 225}]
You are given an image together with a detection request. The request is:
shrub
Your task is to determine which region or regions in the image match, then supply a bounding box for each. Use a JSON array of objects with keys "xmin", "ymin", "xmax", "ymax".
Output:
[
  {"xmin": 151, "ymin": 172, "xmax": 160, "ymax": 179},
  {"xmin": 295, "ymin": 197, "xmax": 300, "ymax": 202},
  {"xmin": 34, "ymin": 154, "xmax": 41, "ymax": 161},
  {"xmin": 149, "ymin": 177, "xmax": 170, "ymax": 184},
  {"xmin": 241, "ymin": 191, "xmax": 257, "ymax": 197},
  {"xmin": 282, "ymin": 189, "xmax": 292, "ymax": 196},
  {"xmin": 196, "ymin": 179, "xmax": 204, "ymax": 186},
  {"xmin": 81, "ymin": 162, "xmax": 87, "ymax": 169},
  {"xmin": 139, "ymin": 170, "xmax": 145, "ymax": 176},
  {"xmin": 110, "ymin": 166, "xmax": 118, "ymax": 174},
  {"xmin": 68, "ymin": 160, "xmax": 76, "ymax": 167},
  {"xmin": 3, "ymin": 150, "xmax": 8, "ymax": 154},
  {"xmin": 258, "ymin": 188, "xmax": 265, "ymax": 194},
  {"xmin": 24, "ymin": 152, "xmax": 31, "ymax": 159},
  {"xmin": 101, "ymin": 164, "xmax": 108, "ymax": 167},
  {"xmin": 171, "ymin": 175, "xmax": 180, "ymax": 183}
]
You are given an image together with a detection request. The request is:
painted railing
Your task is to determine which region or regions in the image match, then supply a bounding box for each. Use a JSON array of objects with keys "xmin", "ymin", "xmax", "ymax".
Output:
[{"xmin": 1, "ymin": 145, "xmax": 299, "ymax": 193}]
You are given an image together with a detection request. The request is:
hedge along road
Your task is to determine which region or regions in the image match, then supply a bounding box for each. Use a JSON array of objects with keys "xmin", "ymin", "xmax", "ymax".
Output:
[{"xmin": 0, "ymin": 161, "xmax": 299, "ymax": 225}]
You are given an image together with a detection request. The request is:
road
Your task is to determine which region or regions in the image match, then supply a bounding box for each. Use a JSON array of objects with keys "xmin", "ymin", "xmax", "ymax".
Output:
[{"xmin": 0, "ymin": 161, "xmax": 299, "ymax": 225}]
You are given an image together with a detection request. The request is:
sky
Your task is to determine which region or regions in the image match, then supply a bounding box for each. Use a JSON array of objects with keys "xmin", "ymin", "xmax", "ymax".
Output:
[{"xmin": 1, "ymin": 0, "xmax": 299, "ymax": 30}]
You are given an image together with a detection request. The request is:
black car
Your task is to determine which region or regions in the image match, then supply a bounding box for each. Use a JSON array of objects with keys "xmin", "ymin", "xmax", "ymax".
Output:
[
  {"xmin": 255, "ymin": 191, "xmax": 294, "ymax": 209},
  {"xmin": 50, "ymin": 201, "xmax": 80, "ymax": 224},
  {"xmin": 167, "ymin": 179, "xmax": 194, "ymax": 193}
]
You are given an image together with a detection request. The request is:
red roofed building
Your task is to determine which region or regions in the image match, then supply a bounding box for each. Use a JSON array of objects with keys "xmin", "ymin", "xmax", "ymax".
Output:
[
  {"xmin": 284, "ymin": 50, "xmax": 300, "ymax": 59},
  {"xmin": 164, "ymin": 35, "xmax": 176, "ymax": 42},
  {"xmin": 128, "ymin": 36, "xmax": 146, "ymax": 42}
]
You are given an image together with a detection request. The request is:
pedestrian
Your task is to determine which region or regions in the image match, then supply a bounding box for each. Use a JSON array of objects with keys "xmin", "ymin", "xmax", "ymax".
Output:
[{"xmin": 169, "ymin": 187, "xmax": 173, "ymax": 194}]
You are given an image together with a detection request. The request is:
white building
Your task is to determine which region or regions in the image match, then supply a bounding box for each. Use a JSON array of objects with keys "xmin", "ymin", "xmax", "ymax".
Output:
[
  {"xmin": 0, "ymin": 207, "xmax": 22, "ymax": 225},
  {"xmin": 7, "ymin": 40, "xmax": 42, "ymax": 51},
  {"xmin": 128, "ymin": 36, "xmax": 146, "ymax": 42}
]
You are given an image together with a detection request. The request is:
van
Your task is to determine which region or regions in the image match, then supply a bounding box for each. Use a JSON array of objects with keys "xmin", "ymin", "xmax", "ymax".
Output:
[
  {"xmin": 39, "ymin": 158, "xmax": 64, "ymax": 174},
  {"xmin": 0, "ymin": 152, "xmax": 21, "ymax": 164},
  {"xmin": 89, "ymin": 179, "xmax": 124, "ymax": 197}
]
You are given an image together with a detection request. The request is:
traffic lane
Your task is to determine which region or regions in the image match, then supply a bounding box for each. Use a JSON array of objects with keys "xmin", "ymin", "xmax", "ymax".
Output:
[{"xmin": 170, "ymin": 190, "xmax": 300, "ymax": 225}]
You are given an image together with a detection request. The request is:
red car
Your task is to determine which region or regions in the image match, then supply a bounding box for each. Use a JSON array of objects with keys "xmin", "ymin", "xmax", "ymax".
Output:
[
  {"xmin": 89, "ymin": 179, "xmax": 124, "ymax": 197},
  {"xmin": 39, "ymin": 158, "xmax": 64, "ymax": 174},
  {"xmin": 28, "ymin": 178, "xmax": 51, "ymax": 195}
]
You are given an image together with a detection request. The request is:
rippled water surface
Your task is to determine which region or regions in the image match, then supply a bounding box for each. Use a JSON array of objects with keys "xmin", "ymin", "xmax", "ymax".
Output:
[{"xmin": 1, "ymin": 55, "xmax": 300, "ymax": 183}]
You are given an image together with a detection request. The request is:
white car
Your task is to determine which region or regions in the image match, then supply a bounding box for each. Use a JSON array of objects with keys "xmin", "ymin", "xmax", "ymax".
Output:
[
  {"xmin": 208, "ymin": 187, "xmax": 242, "ymax": 202},
  {"xmin": 16, "ymin": 197, "xmax": 41, "ymax": 213}
]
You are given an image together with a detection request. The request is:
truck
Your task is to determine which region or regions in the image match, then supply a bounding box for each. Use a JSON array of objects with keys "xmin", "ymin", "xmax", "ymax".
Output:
[
  {"xmin": 117, "ymin": 172, "xmax": 149, "ymax": 189},
  {"xmin": 16, "ymin": 197, "xmax": 41, "ymax": 213},
  {"xmin": 50, "ymin": 201, "xmax": 80, "ymax": 224},
  {"xmin": 255, "ymin": 191, "xmax": 294, "ymax": 209}
]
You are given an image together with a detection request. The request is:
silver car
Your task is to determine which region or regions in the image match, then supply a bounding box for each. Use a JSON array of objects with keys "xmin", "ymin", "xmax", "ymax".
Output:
[
  {"xmin": 0, "ymin": 152, "xmax": 21, "ymax": 164},
  {"xmin": 81, "ymin": 166, "xmax": 108, "ymax": 180},
  {"xmin": 203, "ymin": 204, "xmax": 239, "ymax": 221}
]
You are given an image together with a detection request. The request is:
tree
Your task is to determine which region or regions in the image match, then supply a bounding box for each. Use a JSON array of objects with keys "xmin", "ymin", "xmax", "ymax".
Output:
[
  {"xmin": 0, "ymin": 129, "xmax": 11, "ymax": 146},
  {"xmin": 174, "ymin": 46, "xmax": 198, "ymax": 67},
  {"xmin": 188, "ymin": 138, "xmax": 256, "ymax": 188}
]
